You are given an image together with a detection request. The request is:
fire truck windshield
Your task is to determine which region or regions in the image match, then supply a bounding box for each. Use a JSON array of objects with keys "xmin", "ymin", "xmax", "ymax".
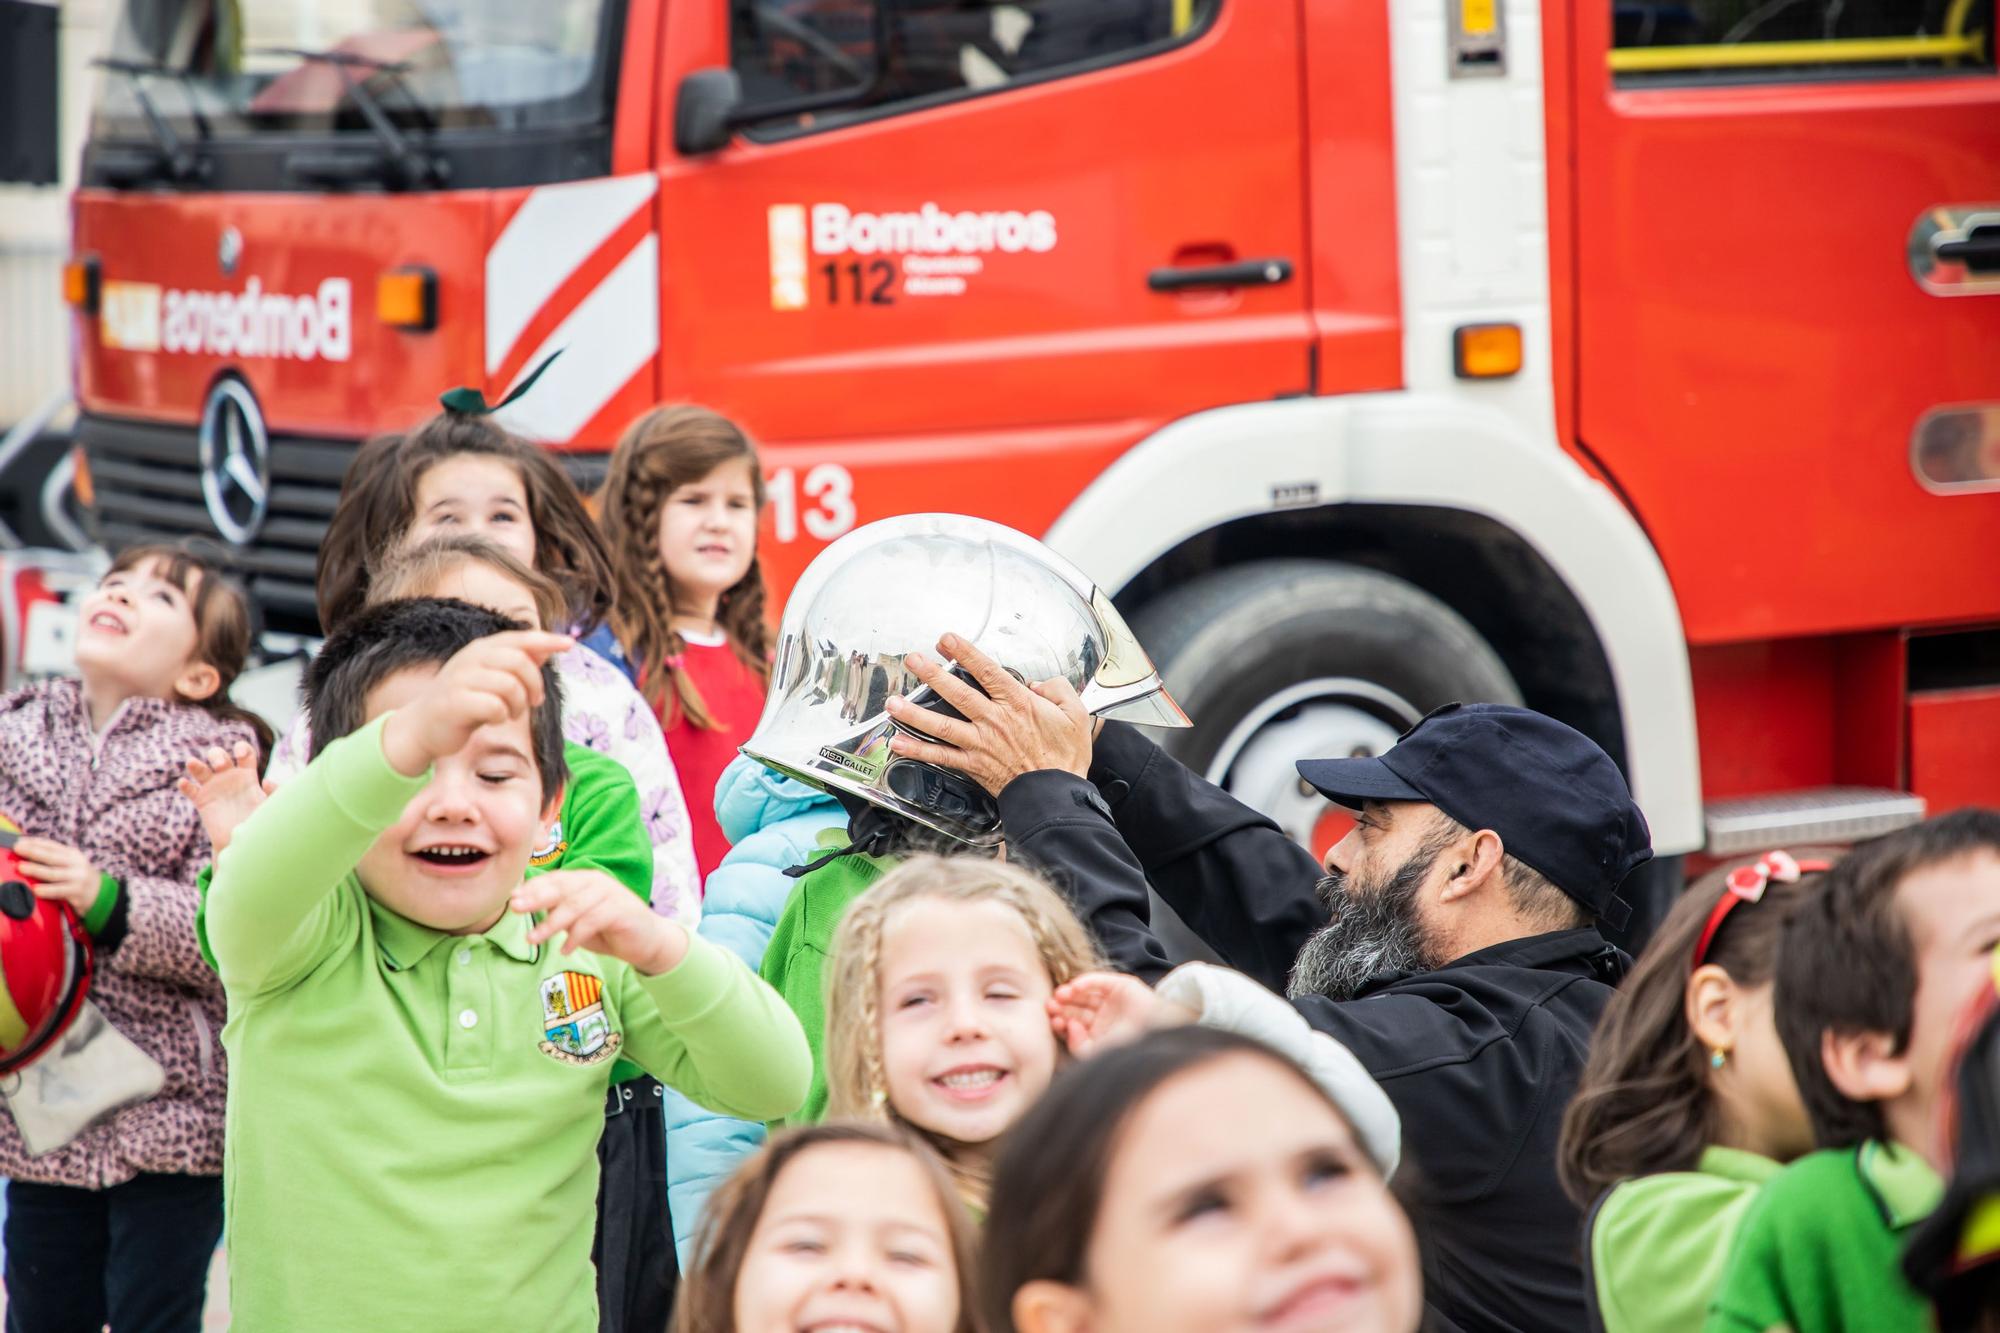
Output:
[{"xmin": 85, "ymin": 0, "xmax": 623, "ymax": 191}]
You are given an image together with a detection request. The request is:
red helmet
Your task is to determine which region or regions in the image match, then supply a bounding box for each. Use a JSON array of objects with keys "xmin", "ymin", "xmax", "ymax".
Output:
[{"xmin": 0, "ymin": 814, "xmax": 92, "ymax": 1075}]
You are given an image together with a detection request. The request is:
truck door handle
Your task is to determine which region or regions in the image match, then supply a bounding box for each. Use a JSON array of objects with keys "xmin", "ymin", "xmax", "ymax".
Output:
[
  {"xmin": 1934, "ymin": 224, "xmax": 2000, "ymax": 273},
  {"xmin": 1147, "ymin": 258, "xmax": 1294, "ymax": 293}
]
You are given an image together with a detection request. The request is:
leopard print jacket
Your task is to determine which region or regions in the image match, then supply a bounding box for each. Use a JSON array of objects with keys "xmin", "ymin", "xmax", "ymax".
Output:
[{"xmin": 0, "ymin": 678, "xmax": 253, "ymax": 1187}]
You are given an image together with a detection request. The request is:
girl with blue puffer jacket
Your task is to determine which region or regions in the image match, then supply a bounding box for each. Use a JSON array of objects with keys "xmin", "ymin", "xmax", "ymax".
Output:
[{"xmin": 660, "ymin": 753, "xmax": 843, "ymax": 1263}]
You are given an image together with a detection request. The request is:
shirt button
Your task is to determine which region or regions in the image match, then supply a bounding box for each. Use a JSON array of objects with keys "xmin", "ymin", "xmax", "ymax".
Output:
[
  {"xmin": 455, "ymin": 948, "xmax": 472, "ymax": 966},
  {"xmin": 458, "ymin": 1009, "xmax": 478, "ymax": 1029}
]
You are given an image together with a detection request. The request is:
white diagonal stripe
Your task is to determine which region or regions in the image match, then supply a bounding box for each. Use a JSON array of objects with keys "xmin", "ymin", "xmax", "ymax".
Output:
[
  {"xmin": 485, "ymin": 173, "xmax": 657, "ymax": 375},
  {"xmin": 493, "ymin": 234, "xmax": 659, "ymax": 444}
]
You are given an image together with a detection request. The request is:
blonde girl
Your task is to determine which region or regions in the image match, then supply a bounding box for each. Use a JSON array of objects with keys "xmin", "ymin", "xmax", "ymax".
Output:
[
  {"xmin": 594, "ymin": 406, "xmax": 772, "ymax": 880},
  {"xmin": 823, "ymin": 855, "xmax": 1101, "ymax": 1208}
]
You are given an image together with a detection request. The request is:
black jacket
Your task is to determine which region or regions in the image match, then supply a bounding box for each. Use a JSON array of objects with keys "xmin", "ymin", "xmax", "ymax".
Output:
[{"xmin": 1000, "ymin": 723, "xmax": 1628, "ymax": 1333}]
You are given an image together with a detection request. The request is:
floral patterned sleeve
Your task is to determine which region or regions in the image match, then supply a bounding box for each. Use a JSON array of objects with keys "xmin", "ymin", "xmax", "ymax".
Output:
[
  {"xmin": 554, "ymin": 643, "xmax": 701, "ymax": 925},
  {"xmin": 266, "ymin": 709, "xmax": 311, "ymax": 788}
]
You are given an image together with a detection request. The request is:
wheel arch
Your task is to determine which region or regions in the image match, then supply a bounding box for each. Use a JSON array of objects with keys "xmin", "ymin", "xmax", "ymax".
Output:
[{"xmin": 1042, "ymin": 394, "xmax": 1703, "ymax": 855}]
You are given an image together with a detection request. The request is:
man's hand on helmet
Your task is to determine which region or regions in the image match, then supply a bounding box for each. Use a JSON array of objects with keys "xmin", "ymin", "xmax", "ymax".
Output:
[{"xmin": 885, "ymin": 633, "xmax": 1095, "ymax": 797}]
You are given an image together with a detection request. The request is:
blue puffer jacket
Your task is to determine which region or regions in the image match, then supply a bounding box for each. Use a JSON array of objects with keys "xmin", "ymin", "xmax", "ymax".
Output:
[{"xmin": 663, "ymin": 754, "xmax": 845, "ymax": 1266}]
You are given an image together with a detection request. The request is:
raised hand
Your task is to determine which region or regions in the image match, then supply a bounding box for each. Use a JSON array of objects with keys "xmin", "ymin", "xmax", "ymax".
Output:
[
  {"xmin": 380, "ymin": 630, "xmax": 572, "ymax": 778},
  {"xmin": 177, "ymin": 739, "xmax": 272, "ymax": 853},
  {"xmin": 883, "ymin": 632, "xmax": 1094, "ymax": 797},
  {"xmin": 11, "ymin": 838, "xmax": 102, "ymax": 915},
  {"xmin": 512, "ymin": 869, "xmax": 690, "ymax": 976},
  {"xmin": 1047, "ymin": 970, "xmax": 1191, "ymax": 1058}
]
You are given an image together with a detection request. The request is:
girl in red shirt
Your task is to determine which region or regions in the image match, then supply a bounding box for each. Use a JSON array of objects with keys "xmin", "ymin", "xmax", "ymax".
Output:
[{"xmin": 596, "ymin": 406, "xmax": 772, "ymax": 882}]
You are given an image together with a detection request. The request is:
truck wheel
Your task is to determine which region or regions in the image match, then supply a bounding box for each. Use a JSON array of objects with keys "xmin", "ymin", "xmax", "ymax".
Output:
[{"xmin": 1130, "ymin": 560, "xmax": 1522, "ymax": 858}]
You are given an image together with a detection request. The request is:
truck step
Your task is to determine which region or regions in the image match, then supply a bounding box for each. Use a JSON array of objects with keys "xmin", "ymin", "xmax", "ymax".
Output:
[{"xmin": 1702, "ymin": 787, "xmax": 1926, "ymax": 857}]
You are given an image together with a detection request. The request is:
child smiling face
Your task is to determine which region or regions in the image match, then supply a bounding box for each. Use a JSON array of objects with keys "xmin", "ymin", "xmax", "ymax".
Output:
[
  {"xmin": 876, "ymin": 896, "xmax": 1061, "ymax": 1152},
  {"xmin": 1051, "ymin": 1053, "xmax": 1420, "ymax": 1333},
  {"xmin": 731, "ymin": 1141, "xmax": 961, "ymax": 1333},
  {"xmin": 73, "ymin": 555, "xmax": 219, "ymax": 706},
  {"xmin": 352, "ymin": 666, "xmax": 558, "ymax": 936}
]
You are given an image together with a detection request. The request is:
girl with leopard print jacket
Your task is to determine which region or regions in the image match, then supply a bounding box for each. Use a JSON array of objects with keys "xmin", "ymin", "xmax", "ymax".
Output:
[{"xmin": 0, "ymin": 544, "xmax": 265, "ymax": 1331}]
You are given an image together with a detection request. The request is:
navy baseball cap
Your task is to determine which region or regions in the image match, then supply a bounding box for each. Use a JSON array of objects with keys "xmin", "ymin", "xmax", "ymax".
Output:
[{"xmin": 1296, "ymin": 703, "xmax": 1652, "ymax": 928}]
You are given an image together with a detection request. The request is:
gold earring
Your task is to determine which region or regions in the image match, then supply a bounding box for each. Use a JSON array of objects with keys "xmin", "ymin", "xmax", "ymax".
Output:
[{"xmin": 1710, "ymin": 1047, "xmax": 1729, "ymax": 1069}]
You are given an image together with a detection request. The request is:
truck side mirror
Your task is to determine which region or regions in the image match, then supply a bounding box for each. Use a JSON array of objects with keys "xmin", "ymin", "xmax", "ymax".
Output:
[{"xmin": 674, "ymin": 68, "xmax": 744, "ymax": 157}]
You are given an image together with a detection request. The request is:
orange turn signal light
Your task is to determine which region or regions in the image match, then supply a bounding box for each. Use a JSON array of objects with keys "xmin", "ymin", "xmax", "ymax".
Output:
[
  {"xmin": 1453, "ymin": 323, "xmax": 1523, "ymax": 379},
  {"xmin": 63, "ymin": 257, "xmax": 101, "ymax": 314},
  {"xmin": 377, "ymin": 267, "xmax": 437, "ymax": 331},
  {"xmin": 71, "ymin": 446, "xmax": 95, "ymax": 509}
]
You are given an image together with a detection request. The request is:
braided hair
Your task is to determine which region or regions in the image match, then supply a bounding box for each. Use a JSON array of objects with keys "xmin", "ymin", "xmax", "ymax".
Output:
[
  {"xmin": 822, "ymin": 854, "xmax": 1105, "ymax": 1209},
  {"xmin": 596, "ymin": 405, "xmax": 771, "ymax": 729}
]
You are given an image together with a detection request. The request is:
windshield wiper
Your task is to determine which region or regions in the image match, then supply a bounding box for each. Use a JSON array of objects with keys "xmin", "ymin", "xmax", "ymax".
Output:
[
  {"xmin": 251, "ymin": 47, "xmax": 442, "ymax": 189},
  {"xmin": 92, "ymin": 57, "xmax": 212, "ymax": 184}
]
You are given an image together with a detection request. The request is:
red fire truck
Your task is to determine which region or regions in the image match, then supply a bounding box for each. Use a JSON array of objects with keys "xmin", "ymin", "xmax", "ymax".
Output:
[{"xmin": 60, "ymin": 0, "xmax": 2000, "ymax": 909}]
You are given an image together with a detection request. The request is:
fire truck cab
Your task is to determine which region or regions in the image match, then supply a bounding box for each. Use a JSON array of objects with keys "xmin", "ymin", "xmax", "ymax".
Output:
[{"xmin": 67, "ymin": 0, "xmax": 2000, "ymax": 921}]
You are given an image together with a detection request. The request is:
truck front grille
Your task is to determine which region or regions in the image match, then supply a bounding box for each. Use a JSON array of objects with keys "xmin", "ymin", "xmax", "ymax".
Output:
[{"xmin": 78, "ymin": 413, "xmax": 352, "ymax": 638}]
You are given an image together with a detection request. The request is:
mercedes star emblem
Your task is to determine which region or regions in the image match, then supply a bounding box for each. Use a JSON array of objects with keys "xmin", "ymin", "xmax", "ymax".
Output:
[
  {"xmin": 197, "ymin": 380, "xmax": 271, "ymax": 546},
  {"xmin": 218, "ymin": 226, "xmax": 242, "ymax": 276}
]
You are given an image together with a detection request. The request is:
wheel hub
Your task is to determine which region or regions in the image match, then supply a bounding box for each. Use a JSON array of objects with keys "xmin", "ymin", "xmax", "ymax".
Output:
[{"xmin": 1204, "ymin": 678, "xmax": 1422, "ymax": 856}]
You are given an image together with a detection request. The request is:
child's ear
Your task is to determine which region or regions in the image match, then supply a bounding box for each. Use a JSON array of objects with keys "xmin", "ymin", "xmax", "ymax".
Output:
[
  {"xmin": 1685, "ymin": 964, "xmax": 1742, "ymax": 1055},
  {"xmin": 1013, "ymin": 1280, "xmax": 1092, "ymax": 1333},
  {"xmin": 176, "ymin": 660, "xmax": 223, "ymax": 703},
  {"xmin": 1821, "ymin": 1027, "xmax": 1914, "ymax": 1105},
  {"xmin": 540, "ymin": 783, "xmax": 566, "ymax": 831}
]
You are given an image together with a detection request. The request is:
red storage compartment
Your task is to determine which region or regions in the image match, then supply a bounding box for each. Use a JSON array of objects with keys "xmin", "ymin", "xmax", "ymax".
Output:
[{"xmin": 1908, "ymin": 687, "xmax": 2000, "ymax": 815}]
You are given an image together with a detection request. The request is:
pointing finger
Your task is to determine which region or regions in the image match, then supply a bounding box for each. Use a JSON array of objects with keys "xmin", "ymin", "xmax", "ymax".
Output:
[{"xmin": 490, "ymin": 630, "xmax": 574, "ymax": 665}]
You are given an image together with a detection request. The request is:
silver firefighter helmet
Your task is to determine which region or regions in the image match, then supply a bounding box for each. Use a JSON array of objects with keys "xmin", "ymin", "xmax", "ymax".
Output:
[{"xmin": 741, "ymin": 513, "xmax": 1189, "ymax": 847}]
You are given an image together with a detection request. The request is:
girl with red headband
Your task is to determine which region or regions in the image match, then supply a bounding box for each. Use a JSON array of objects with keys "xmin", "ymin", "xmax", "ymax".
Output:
[{"xmin": 1557, "ymin": 849, "xmax": 1835, "ymax": 1333}]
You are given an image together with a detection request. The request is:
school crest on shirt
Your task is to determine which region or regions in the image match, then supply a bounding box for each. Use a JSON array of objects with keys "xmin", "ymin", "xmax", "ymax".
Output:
[
  {"xmin": 529, "ymin": 819, "xmax": 568, "ymax": 867},
  {"xmin": 537, "ymin": 971, "xmax": 620, "ymax": 1066}
]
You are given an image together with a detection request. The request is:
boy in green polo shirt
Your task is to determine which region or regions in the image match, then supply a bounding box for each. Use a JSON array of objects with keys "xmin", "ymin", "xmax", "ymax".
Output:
[
  {"xmin": 205, "ymin": 598, "xmax": 810, "ymax": 1333},
  {"xmin": 1705, "ymin": 810, "xmax": 2000, "ymax": 1333}
]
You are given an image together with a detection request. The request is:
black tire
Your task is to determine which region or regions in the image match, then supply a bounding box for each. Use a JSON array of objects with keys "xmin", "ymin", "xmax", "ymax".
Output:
[
  {"xmin": 1126, "ymin": 560, "xmax": 1521, "ymax": 965},
  {"xmin": 1132, "ymin": 559, "xmax": 1522, "ymax": 777}
]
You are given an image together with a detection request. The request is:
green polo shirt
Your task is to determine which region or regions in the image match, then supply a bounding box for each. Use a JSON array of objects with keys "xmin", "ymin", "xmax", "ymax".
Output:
[
  {"xmin": 196, "ymin": 739, "xmax": 657, "ymax": 1081},
  {"xmin": 530, "ymin": 742, "xmax": 653, "ymax": 1084},
  {"xmin": 1705, "ymin": 1139, "xmax": 1942, "ymax": 1333},
  {"xmin": 1588, "ymin": 1146, "xmax": 1783, "ymax": 1333},
  {"xmin": 206, "ymin": 715, "xmax": 810, "ymax": 1333}
]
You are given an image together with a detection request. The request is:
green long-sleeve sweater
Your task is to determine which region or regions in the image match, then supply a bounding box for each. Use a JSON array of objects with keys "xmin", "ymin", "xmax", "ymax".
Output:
[{"xmin": 196, "ymin": 738, "xmax": 656, "ymax": 1080}]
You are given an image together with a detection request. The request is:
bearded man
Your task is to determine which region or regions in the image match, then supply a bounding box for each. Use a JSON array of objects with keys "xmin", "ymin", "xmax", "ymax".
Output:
[{"xmin": 884, "ymin": 647, "xmax": 1652, "ymax": 1333}]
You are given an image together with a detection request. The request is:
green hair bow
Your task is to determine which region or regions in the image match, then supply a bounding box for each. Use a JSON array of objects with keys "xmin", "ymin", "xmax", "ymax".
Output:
[{"xmin": 439, "ymin": 349, "xmax": 563, "ymax": 416}]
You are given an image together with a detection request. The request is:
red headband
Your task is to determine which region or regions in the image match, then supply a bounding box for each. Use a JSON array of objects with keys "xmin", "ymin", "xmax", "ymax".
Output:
[{"xmin": 1691, "ymin": 849, "xmax": 1831, "ymax": 972}]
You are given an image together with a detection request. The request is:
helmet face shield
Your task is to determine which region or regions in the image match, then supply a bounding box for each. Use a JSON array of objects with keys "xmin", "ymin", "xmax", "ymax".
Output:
[{"xmin": 742, "ymin": 515, "xmax": 1187, "ymax": 846}]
